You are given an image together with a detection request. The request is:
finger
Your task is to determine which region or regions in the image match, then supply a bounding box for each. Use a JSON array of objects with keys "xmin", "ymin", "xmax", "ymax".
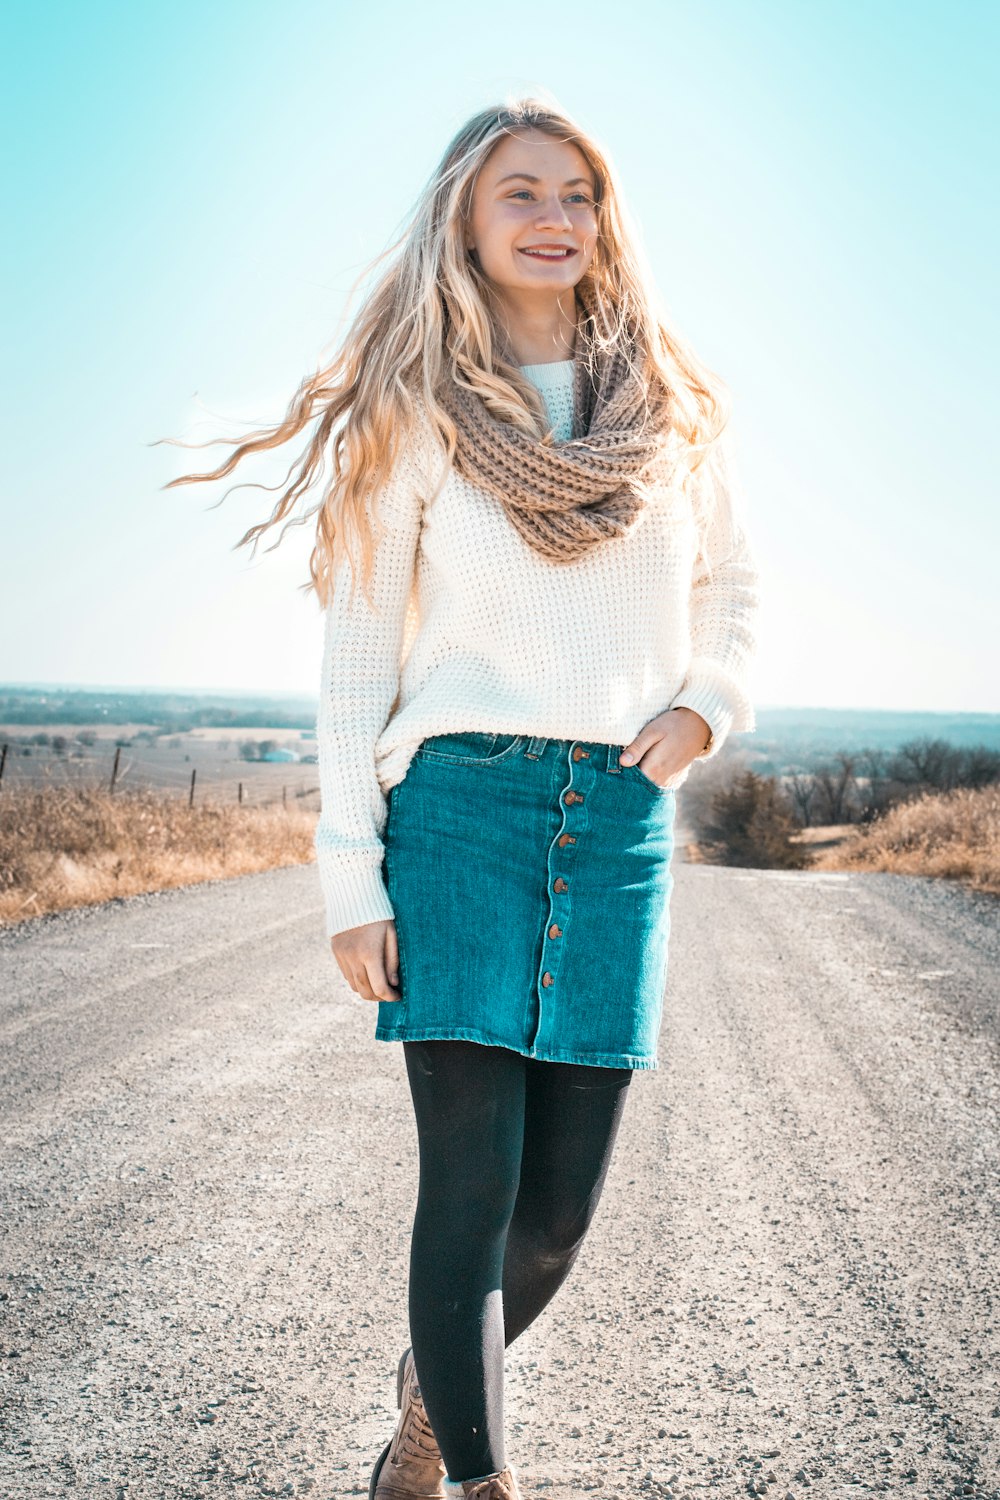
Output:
[
  {"xmin": 339, "ymin": 950, "xmax": 377, "ymax": 1003},
  {"xmin": 621, "ymin": 729, "xmax": 659, "ymax": 765},
  {"xmin": 384, "ymin": 924, "xmax": 401, "ymax": 998},
  {"xmin": 350, "ymin": 960, "xmax": 379, "ymax": 1003},
  {"xmin": 364, "ymin": 953, "xmax": 401, "ymax": 1004}
]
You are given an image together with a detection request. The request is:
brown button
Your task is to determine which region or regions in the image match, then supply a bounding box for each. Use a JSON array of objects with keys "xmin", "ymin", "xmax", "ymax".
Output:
[
  {"xmin": 553, "ymin": 876, "xmax": 568, "ymax": 893},
  {"xmin": 572, "ymin": 746, "xmax": 590, "ymax": 761},
  {"xmin": 542, "ymin": 971, "xmax": 554, "ymax": 987},
  {"xmin": 558, "ymin": 833, "xmax": 576, "ymax": 847},
  {"xmin": 548, "ymin": 922, "xmax": 562, "ymax": 939},
  {"xmin": 564, "ymin": 790, "xmax": 577, "ymax": 805}
]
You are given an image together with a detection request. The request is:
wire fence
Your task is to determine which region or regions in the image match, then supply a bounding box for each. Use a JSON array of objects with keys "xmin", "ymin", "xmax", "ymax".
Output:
[{"xmin": 0, "ymin": 740, "xmax": 321, "ymax": 811}]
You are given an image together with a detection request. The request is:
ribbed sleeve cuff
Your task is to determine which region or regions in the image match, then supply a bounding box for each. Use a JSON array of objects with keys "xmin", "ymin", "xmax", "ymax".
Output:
[
  {"xmin": 321, "ymin": 864, "xmax": 396, "ymax": 939},
  {"xmin": 670, "ymin": 680, "xmax": 737, "ymax": 762}
]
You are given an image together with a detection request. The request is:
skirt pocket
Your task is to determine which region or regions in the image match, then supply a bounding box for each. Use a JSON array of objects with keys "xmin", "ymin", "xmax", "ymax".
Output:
[
  {"xmin": 622, "ymin": 760, "xmax": 678, "ymax": 796},
  {"xmin": 414, "ymin": 730, "xmax": 526, "ymax": 766}
]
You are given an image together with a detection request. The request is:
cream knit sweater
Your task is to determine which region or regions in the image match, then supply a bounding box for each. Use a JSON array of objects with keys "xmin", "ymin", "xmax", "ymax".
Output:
[{"xmin": 315, "ymin": 360, "xmax": 760, "ymax": 938}]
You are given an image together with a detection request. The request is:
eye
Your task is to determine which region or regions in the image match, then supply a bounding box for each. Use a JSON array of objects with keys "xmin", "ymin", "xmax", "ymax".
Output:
[{"xmin": 508, "ymin": 190, "xmax": 594, "ymax": 204}]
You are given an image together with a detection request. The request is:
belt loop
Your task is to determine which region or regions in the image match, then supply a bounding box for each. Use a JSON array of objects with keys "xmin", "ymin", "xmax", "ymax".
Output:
[
  {"xmin": 524, "ymin": 734, "xmax": 549, "ymax": 760},
  {"xmin": 607, "ymin": 743, "xmax": 622, "ymax": 774}
]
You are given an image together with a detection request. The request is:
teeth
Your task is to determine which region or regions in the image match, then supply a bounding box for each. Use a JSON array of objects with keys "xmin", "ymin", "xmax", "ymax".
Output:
[{"xmin": 523, "ymin": 249, "xmax": 570, "ymax": 258}]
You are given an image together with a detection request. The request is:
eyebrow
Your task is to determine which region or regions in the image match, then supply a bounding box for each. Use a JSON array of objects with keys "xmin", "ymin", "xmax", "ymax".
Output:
[{"xmin": 495, "ymin": 172, "xmax": 593, "ymax": 189}]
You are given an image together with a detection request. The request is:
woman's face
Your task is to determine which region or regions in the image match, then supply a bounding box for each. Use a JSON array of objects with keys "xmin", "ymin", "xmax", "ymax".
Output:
[{"xmin": 464, "ymin": 129, "xmax": 599, "ymax": 300}]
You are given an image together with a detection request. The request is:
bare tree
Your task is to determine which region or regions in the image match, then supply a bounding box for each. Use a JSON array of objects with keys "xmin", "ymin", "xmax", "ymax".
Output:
[
  {"xmin": 890, "ymin": 736, "xmax": 963, "ymax": 791},
  {"xmin": 812, "ymin": 752, "xmax": 858, "ymax": 824},
  {"xmin": 854, "ymin": 746, "xmax": 893, "ymax": 821},
  {"xmin": 786, "ymin": 770, "xmax": 818, "ymax": 826},
  {"xmin": 957, "ymin": 745, "xmax": 1000, "ymax": 789}
]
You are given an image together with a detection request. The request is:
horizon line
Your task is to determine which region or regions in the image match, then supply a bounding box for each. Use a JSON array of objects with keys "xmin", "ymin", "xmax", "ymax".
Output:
[{"xmin": 0, "ymin": 683, "xmax": 998, "ymax": 718}]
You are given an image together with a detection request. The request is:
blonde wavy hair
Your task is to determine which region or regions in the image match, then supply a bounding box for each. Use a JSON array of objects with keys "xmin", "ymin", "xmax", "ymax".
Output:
[{"xmin": 161, "ymin": 95, "xmax": 734, "ymax": 611}]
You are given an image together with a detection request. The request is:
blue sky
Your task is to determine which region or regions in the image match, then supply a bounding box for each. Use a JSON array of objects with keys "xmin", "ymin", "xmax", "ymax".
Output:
[{"xmin": 2, "ymin": 0, "xmax": 997, "ymax": 711}]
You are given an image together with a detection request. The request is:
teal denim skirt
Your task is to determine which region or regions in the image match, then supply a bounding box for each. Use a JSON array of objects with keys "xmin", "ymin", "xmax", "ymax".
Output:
[{"xmin": 377, "ymin": 730, "xmax": 677, "ymax": 1070}]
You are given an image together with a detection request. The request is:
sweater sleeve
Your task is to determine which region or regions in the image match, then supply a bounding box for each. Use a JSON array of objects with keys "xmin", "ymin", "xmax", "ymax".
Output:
[
  {"xmin": 669, "ymin": 425, "xmax": 761, "ymax": 760},
  {"xmin": 314, "ymin": 415, "xmax": 430, "ymax": 938}
]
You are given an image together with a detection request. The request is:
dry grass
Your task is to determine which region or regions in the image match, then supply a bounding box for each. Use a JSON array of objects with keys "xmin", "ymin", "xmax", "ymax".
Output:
[
  {"xmin": 3, "ymin": 778, "xmax": 997, "ymax": 930},
  {"xmin": 809, "ymin": 783, "xmax": 1000, "ymax": 895},
  {"xmin": 0, "ymin": 783, "xmax": 317, "ymax": 926}
]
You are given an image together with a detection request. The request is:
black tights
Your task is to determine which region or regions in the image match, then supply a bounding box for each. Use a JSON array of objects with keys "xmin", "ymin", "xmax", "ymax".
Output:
[{"xmin": 402, "ymin": 1039, "xmax": 633, "ymax": 1482}]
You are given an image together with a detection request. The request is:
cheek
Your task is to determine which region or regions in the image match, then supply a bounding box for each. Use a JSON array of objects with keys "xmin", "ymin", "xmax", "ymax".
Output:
[
  {"xmin": 478, "ymin": 210, "xmax": 528, "ymax": 253},
  {"xmin": 574, "ymin": 229, "xmax": 598, "ymax": 264},
  {"xmin": 495, "ymin": 206, "xmax": 529, "ymax": 232}
]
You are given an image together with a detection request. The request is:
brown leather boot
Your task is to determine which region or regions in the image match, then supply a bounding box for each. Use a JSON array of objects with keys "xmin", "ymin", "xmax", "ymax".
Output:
[
  {"xmin": 369, "ymin": 1347, "xmax": 448, "ymax": 1500},
  {"xmin": 442, "ymin": 1467, "xmax": 523, "ymax": 1500}
]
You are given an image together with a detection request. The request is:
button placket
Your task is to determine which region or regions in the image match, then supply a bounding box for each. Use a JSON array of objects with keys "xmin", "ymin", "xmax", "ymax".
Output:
[{"xmin": 531, "ymin": 742, "xmax": 595, "ymax": 1046}]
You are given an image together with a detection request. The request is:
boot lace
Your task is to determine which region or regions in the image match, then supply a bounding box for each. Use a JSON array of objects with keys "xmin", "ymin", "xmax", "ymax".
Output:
[{"xmin": 398, "ymin": 1378, "xmax": 441, "ymax": 1463}]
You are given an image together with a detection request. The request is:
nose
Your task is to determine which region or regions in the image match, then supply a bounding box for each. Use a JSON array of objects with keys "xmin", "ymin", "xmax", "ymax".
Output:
[{"xmin": 533, "ymin": 193, "xmax": 573, "ymax": 231}]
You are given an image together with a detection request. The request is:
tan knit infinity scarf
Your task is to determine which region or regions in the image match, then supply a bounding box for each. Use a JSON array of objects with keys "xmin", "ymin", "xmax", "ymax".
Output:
[{"xmin": 437, "ymin": 278, "xmax": 674, "ymax": 563}]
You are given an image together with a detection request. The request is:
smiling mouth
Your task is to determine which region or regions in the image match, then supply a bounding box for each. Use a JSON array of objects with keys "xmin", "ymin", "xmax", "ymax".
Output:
[{"xmin": 518, "ymin": 247, "xmax": 577, "ymax": 260}]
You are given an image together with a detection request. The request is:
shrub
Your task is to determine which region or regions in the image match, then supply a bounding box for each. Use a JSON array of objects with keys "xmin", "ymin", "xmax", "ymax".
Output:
[
  {"xmin": 697, "ymin": 770, "xmax": 809, "ymax": 868},
  {"xmin": 817, "ymin": 783, "xmax": 1000, "ymax": 893}
]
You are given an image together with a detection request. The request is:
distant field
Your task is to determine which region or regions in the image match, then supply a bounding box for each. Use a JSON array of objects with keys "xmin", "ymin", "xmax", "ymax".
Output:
[{"xmin": 0, "ymin": 725, "xmax": 320, "ymax": 810}]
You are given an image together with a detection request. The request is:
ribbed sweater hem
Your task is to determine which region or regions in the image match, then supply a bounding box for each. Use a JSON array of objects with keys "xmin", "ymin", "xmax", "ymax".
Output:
[
  {"xmin": 321, "ymin": 863, "xmax": 395, "ymax": 938},
  {"xmin": 671, "ymin": 681, "xmax": 737, "ymax": 760}
]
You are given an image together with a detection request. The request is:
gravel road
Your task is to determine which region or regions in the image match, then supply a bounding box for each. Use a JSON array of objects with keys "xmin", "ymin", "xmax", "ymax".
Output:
[{"xmin": 1, "ymin": 858, "xmax": 998, "ymax": 1500}]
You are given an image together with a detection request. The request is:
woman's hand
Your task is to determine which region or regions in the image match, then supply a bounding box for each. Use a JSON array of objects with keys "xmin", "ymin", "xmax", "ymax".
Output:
[
  {"xmin": 331, "ymin": 919, "xmax": 402, "ymax": 1003},
  {"xmin": 620, "ymin": 707, "xmax": 712, "ymax": 787}
]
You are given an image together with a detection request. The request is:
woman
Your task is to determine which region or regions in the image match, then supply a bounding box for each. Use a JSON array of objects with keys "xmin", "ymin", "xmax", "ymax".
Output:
[{"xmin": 170, "ymin": 96, "xmax": 759, "ymax": 1500}]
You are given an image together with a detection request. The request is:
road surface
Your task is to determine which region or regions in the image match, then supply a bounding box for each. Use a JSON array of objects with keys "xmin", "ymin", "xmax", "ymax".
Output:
[{"xmin": 1, "ymin": 859, "xmax": 998, "ymax": 1499}]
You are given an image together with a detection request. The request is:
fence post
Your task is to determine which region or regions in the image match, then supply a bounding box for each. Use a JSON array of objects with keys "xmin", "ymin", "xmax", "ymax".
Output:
[
  {"xmin": 0, "ymin": 743, "xmax": 7, "ymax": 785},
  {"xmin": 283, "ymin": 785, "xmax": 287, "ymax": 807},
  {"xmin": 189, "ymin": 767, "xmax": 196, "ymax": 807},
  {"xmin": 238, "ymin": 781, "xmax": 243, "ymax": 805},
  {"xmin": 110, "ymin": 745, "xmax": 121, "ymax": 795}
]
